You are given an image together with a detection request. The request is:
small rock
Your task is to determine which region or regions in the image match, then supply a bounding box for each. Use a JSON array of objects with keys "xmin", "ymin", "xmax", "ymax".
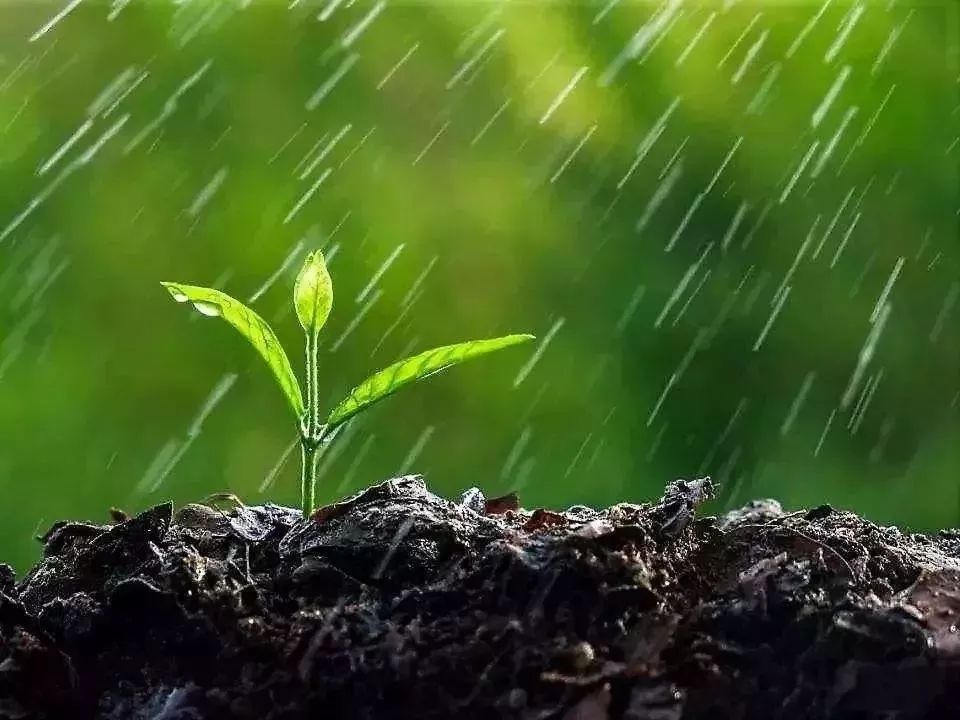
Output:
[
  {"xmin": 459, "ymin": 487, "xmax": 485, "ymax": 513},
  {"xmin": 0, "ymin": 564, "xmax": 15, "ymax": 594}
]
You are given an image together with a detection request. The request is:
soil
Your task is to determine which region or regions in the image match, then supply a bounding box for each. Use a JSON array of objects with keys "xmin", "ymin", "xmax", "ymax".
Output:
[{"xmin": 3, "ymin": 475, "xmax": 960, "ymax": 719}]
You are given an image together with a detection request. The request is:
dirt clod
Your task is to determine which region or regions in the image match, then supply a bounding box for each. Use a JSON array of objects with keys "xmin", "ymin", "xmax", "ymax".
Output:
[{"xmin": 3, "ymin": 475, "xmax": 960, "ymax": 719}]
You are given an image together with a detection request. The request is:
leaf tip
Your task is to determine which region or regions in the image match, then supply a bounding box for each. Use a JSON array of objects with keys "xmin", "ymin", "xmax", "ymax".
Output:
[{"xmin": 161, "ymin": 281, "xmax": 188, "ymax": 303}]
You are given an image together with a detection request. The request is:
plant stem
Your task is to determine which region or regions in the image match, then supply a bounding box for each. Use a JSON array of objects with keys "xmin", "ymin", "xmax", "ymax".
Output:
[
  {"xmin": 300, "ymin": 441, "xmax": 318, "ymax": 518},
  {"xmin": 308, "ymin": 333, "xmax": 321, "ymax": 431},
  {"xmin": 300, "ymin": 330, "xmax": 322, "ymax": 518}
]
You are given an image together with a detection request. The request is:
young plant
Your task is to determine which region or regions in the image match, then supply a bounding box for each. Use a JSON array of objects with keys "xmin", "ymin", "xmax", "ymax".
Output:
[{"xmin": 162, "ymin": 250, "xmax": 534, "ymax": 518}]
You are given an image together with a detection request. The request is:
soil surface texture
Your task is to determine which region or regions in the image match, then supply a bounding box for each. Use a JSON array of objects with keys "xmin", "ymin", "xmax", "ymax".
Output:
[{"xmin": 3, "ymin": 475, "xmax": 960, "ymax": 719}]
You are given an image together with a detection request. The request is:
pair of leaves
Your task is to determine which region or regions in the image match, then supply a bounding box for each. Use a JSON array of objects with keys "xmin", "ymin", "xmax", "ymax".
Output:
[{"xmin": 162, "ymin": 250, "xmax": 533, "ymax": 430}]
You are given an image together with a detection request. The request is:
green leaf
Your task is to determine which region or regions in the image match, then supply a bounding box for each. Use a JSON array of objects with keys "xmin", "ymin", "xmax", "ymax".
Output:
[
  {"xmin": 294, "ymin": 249, "xmax": 333, "ymax": 336},
  {"xmin": 326, "ymin": 334, "xmax": 535, "ymax": 428},
  {"xmin": 161, "ymin": 282, "xmax": 304, "ymax": 417}
]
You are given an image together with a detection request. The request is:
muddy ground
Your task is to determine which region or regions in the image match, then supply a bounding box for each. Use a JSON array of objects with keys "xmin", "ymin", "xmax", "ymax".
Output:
[{"xmin": 2, "ymin": 475, "xmax": 960, "ymax": 719}]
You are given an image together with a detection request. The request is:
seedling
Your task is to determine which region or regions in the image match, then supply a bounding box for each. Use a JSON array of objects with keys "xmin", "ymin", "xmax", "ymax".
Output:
[{"xmin": 162, "ymin": 250, "xmax": 534, "ymax": 518}]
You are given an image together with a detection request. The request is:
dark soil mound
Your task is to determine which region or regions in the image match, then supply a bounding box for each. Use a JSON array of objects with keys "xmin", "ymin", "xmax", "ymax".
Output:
[{"xmin": 2, "ymin": 476, "xmax": 960, "ymax": 719}]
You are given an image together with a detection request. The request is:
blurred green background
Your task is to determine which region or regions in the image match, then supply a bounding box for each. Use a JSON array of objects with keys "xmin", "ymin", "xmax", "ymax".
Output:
[{"xmin": 0, "ymin": 0, "xmax": 957, "ymax": 572}]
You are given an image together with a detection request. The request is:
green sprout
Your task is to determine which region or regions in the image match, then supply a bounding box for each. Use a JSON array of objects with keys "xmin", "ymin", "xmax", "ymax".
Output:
[{"xmin": 162, "ymin": 250, "xmax": 534, "ymax": 518}]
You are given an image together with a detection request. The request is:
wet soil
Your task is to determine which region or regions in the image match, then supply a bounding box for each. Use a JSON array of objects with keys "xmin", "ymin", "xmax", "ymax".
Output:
[{"xmin": 3, "ymin": 475, "xmax": 960, "ymax": 719}]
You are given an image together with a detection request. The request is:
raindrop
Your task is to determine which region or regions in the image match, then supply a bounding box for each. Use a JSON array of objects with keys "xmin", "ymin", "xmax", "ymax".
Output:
[
  {"xmin": 372, "ymin": 516, "xmax": 416, "ymax": 580},
  {"xmin": 514, "ymin": 317, "xmax": 565, "ymax": 387},
  {"xmin": 269, "ymin": 122, "xmax": 307, "ymax": 165},
  {"xmin": 676, "ymin": 11, "xmax": 717, "ymax": 66},
  {"xmin": 138, "ymin": 439, "xmax": 182, "ymax": 494},
  {"xmin": 593, "ymin": 0, "xmax": 619, "ymax": 24},
  {"xmin": 248, "ymin": 239, "xmax": 306, "ymax": 304},
  {"xmin": 501, "ymin": 426, "xmax": 532, "ymax": 481},
  {"xmin": 88, "ymin": 68, "xmax": 138, "ymax": 118},
  {"xmin": 447, "ymin": 29, "xmax": 503, "ymax": 90},
  {"xmin": 841, "ymin": 302, "xmax": 891, "ymax": 409},
  {"xmin": 828, "ymin": 211, "xmax": 861, "ymax": 268},
  {"xmin": 283, "ymin": 167, "xmax": 332, "ymax": 224},
  {"xmin": 297, "ymin": 134, "xmax": 334, "ymax": 181},
  {"xmin": 812, "ymin": 65, "xmax": 851, "ymax": 128},
  {"xmin": 330, "ymin": 288, "xmax": 382, "ymax": 353},
  {"xmin": 752, "ymin": 285, "xmax": 791, "ymax": 351},
  {"xmin": 259, "ymin": 436, "xmax": 299, "ymax": 493},
  {"xmin": 647, "ymin": 329, "xmax": 706, "ymax": 427},
  {"xmin": 124, "ymin": 61, "xmax": 213, "ymax": 154},
  {"xmin": 337, "ymin": 126, "xmax": 375, "ymax": 170},
  {"xmin": 718, "ymin": 12, "xmax": 762, "ymax": 69},
  {"xmin": 851, "ymin": 84, "xmax": 896, "ymax": 152},
  {"xmin": 698, "ymin": 398, "xmax": 748, "ymax": 473},
  {"xmin": 872, "ymin": 10, "xmax": 913, "ymax": 74},
  {"xmin": 315, "ymin": 422, "xmax": 358, "ymax": 482},
  {"xmin": 785, "ymin": 1, "xmax": 830, "ymax": 58},
  {"xmin": 192, "ymin": 301, "xmax": 221, "ymax": 317},
  {"xmin": 412, "ymin": 120, "xmax": 450, "ymax": 166},
  {"xmin": 471, "ymin": 98, "xmax": 511, "ymax": 146},
  {"xmin": 849, "ymin": 370, "xmax": 883, "ymax": 434},
  {"xmin": 618, "ymin": 99, "xmax": 679, "ymax": 190},
  {"xmin": 781, "ymin": 372, "xmax": 817, "ymax": 436},
  {"xmin": 746, "ymin": 62, "xmax": 781, "ymax": 115},
  {"xmin": 870, "ymin": 257, "xmax": 905, "ymax": 323},
  {"xmin": 637, "ymin": 159, "xmax": 683, "ymax": 233},
  {"xmin": 357, "ymin": 244, "xmax": 405, "ymax": 304},
  {"xmin": 721, "ymin": 201, "xmax": 749, "ymax": 252},
  {"xmin": 704, "ymin": 136, "xmax": 742, "ymax": 195},
  {"xmin": 78, "ymin": 113, "xmax": 129, "ymax": 165},
  {"xmin": 540, "ymin": 66, "xmax": 589, "ymax": 125},
  {"xmin": 377, "ymin": 42, "xmax": 419, "ymax": 89},
  {"xmin": 549, "ymin": 123, "xmax": 597, "ymax": 184},
  {"xmin": 930, "ymin": 281, "xmax": 959, "ymax": 344},
  {"xmin": 656, "ymin": 243, "xmax": 712, "ymax": 327},
  {"xmin": 306, "ymin": 53, "xmax": 359, "ymax": 110},
  {"xmin": 514, "ymin": 457, "xmax": 537, "ymax": 491},
  {"xmin": 318, "ymin": 0, "xmax": 343, "ymax": 22},
  {"xmin": 29, "ymin": 0, "xmax": 83, "ymax": 43},
  {"xmin": 37, "ymin": 118, "xmax": 93, "ymax": 176},
  {"xmin": 773, "ymin": 215, "xmax": 818, "ymax": 302},
  {"xmin": 188, "ymin": 166, "xmax": 229, "ymax": 217},
  {"xmin": 399, "ymin": 426, "xmax": 434, "ymax": 475},
  {"xmin": 665, "ymin": 193, "xmax": 703, "ymax": 251},
  {"xmin": 523, "ymin": 51, "xmax": 560, "ymax": 93},
  {"xmin": 673, "ymin": 269, "xmax": 711, "ymax": 327},
  {"xmin": 562, "ymin": 433, "xmax": 594, "ymax": 480},
  {"xmin": 600, "ymin": 0, "xmax": 682, "ymax": 85},
  {"xmin": 731, "ymin": 28, "xmax": 768, "ymax": 84},
  {"xmin": 337, "ymin": 433, "xmax": 377, "ymax": 494},
  {"xmin": 824, "ymin": 3, "xmax": 865, "ymax": 64},
  {"xmin": 780, "ymin": 141, "xmax": 819, "ymax": 203},
  {"xmin": 341, "ymin": 0, "xmax": 385, "ymax": 49},
  {"xmin": 615, "ymin": 283, "xmax": 645, "ymax": 334},
  {"xmin": 815, "ymin": 106, "xmax": 858, "ymax": 176},
  {"xmin": 646, "ymin": 422, "xmax": 669, "ymax": 462},
  {"xmin": 300, "ymin": 123, "xmax": 351, "ymax": 179},
  {"xmin": 659, "ymin": 137, "xmax": 688, "ymax": 179},
  {"xmin": 812, "ymin": 186, "xmax": 855, "ymax": 259},
  {"xmin": 108, "ymin": 0, "xmax": 133, "ymax": 21},
  {"xmin": 401, "ymin": 255, "xmax": 438, "ymax": 307},
  {"xmin": 741, "ymin": 200, "xmax": 771, "ymax": 250},
  {"xmin": 814, "ymin": 410, "xmax": 837, "ymax": 457}
]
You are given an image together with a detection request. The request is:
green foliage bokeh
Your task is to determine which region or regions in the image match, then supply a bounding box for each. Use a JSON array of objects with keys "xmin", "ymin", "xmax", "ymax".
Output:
[{"xmin": 0, "ymin": 0, "xmax": 957, "ymax": 571}]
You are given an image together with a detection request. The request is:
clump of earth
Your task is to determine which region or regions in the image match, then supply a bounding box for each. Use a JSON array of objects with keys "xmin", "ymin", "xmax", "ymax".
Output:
[{"xmin": 2, "ymin": 475, "xmax": 959, "ymax": 719}]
